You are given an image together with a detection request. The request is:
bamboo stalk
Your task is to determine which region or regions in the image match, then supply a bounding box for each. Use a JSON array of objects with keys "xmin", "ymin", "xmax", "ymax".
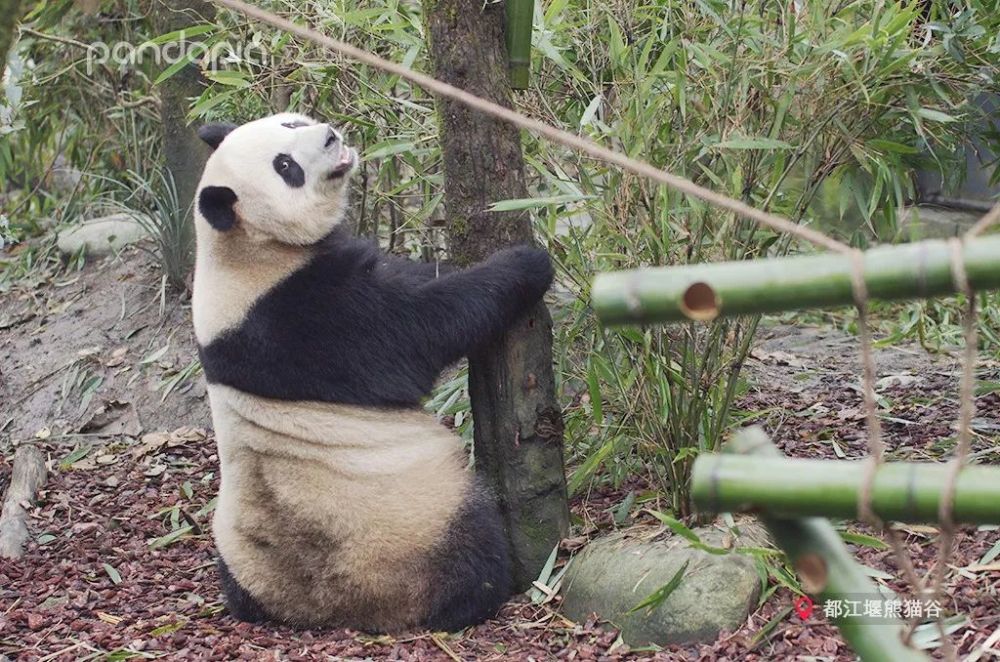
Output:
[
  {"xmin": 692, "ymin": 453, "xmax": 1000, "ymax": 525},
  {"xmin": 592, "ymin": 235, "xmax": 1000, "ymax": 325},
  {"xmin": 697, "ymin": 428, "xmax": 926, "ymax": 661},
  {"xmin": 505, "ymin": 0, "xmax": 533, "ymax": 89}
]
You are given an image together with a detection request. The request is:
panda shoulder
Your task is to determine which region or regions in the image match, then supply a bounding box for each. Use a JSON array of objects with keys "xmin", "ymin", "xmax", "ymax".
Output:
[{"xmin": 310, "ymin": 231, "xmax": 382, "ymax": 277}]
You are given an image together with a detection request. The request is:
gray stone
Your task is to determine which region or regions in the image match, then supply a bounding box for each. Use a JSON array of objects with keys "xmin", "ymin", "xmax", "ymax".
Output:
[
  {"xmin": 57, "ymin": 213, "xmax": 149, "ymax": 257},
  {"xmin": 897, "ymin": 205, "xmax": 979, "ymax": 240},
  {"xmin": 561, "ymin": 524, "xmax": 765, "ymax": 647}
]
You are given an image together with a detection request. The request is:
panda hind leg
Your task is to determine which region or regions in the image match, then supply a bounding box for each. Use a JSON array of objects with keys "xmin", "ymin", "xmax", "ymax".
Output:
[
  {"xmin": 421, "ymin": 484, "xmax": 513, "ymax": 632},
  {"xmin": 217, "ymin": 557, "xmax": 269, "ymax": 623}
]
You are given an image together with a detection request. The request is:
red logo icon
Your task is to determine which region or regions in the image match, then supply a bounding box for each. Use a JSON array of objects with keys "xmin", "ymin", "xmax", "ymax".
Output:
[{"xmin": 794, "ymin": 595, "xmax": 815, "ymax": 619}]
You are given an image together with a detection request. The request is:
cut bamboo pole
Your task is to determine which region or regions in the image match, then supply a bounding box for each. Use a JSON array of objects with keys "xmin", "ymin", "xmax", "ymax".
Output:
[
  {"xmin": 505, "ymin": 0, "xmax": 534, "ymax": 89},
  {"xmin": 0, "ymin": 445, "xmax": 48, "ymax": 559},
  {"xmin": 692, "ymin": 453, "xmax": 1000, "ymax": 525},
  {"xmin": 592, "ymin": 235, "xmax": 1000, "ymax": 325},
  {"xmin": 698, "ymin": 428, "xmax": 926, "ymax": 661}
]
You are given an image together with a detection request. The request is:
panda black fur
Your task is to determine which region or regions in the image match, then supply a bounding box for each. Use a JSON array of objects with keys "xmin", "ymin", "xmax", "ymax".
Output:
[{"xmin": 190, "ymin": 113, "xmax": 554, "ymax": 633}]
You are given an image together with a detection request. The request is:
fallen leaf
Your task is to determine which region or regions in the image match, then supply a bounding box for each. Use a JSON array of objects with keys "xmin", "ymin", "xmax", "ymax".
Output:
[
  {"xmin": 105, "ymin": 347, "xmax": 129, "ymax": 368},
  {"xmin": 876, "ymin": 374, "xmax": 922, "ymax": 390},
  {"xmin": 131, "ymin": 432, "xmax": 170, "ymax": 459},
  {"xmin": 79, "ymin": 400, "xmax": 141, "ymax": 437}
]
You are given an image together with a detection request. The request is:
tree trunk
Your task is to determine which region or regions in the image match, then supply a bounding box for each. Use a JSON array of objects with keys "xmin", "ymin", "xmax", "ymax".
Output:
[
  {"xmin": 0, "ymin": 0, "xmax": 27, "ymax": 83},
  {"xmin": 149, "ymin": 1, "xmax": 214, "ymax": 248},
  {"xmin": 0, "ymin": 445, "xmax": 48, "ymax": 559},
  {"xmin": 424, "ymin": 0, "xmax": 569, "ymax": 590}
]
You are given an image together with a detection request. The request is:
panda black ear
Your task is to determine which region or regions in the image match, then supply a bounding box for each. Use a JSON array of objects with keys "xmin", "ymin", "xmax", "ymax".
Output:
[
  {"xmin": 198, "ymin": 186, "xmax": 238, "ymax": 231},
  {"xmin": 197, "ymin": 122, "xmax": 238, "ymax": 151}
]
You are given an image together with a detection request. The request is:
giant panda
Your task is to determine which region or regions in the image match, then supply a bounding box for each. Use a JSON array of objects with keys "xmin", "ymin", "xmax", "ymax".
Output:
[{"xmin": 191, "ymin": 113, "xmax": 555, "ymax": 633}]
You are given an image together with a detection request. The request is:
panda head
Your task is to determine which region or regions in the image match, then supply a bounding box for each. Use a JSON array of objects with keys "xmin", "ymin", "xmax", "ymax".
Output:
[{"xmin": 195, "ymin": 113, "xmax": 357, "ymax": 245}]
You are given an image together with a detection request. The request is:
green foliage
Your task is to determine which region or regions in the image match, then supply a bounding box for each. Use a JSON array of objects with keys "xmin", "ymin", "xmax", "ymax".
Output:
[
  {"xmin": 99, "ymin": 168, "xmax": 193, "ymax": 291},
  {"xmin": 523, "ymin": 1, "xmax": 999, "ymax": 515},
  {"xmin": 2, "ymin": 1, "xmax": 161, "ymax": 241}
]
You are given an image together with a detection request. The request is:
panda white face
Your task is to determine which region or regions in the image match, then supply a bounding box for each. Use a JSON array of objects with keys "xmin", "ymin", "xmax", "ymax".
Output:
[{"xmin": 196, "ymin": 113, "xmax": 358, "ymax": 245}]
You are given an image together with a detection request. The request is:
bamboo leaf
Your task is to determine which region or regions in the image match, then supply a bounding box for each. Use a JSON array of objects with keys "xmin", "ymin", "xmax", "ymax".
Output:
[
  {"xmin": 488, "ymin": 194, "xmax": 594, "ymax": 212},
  {"xmin": 911, "ymin": 615, "xmax": 967, "ymax": 650},
  {"xmin": 913, "ymin": 108, "xmax": 958, "ymax": 123},
  {"xmin": 59, "ymin": 446, "xmax": 91, "ymax": 469},
  {"xmin": 867, "ymin": 139, "xmax": 919, "ymax": 154},
  {"xmin": 611, "ymin": 491, "xmax": 635, "ymax": 526},
  {"xmin": 149, "ymin": 620, "xmax": 186, "ymax": 636},
  {"xmin": 714, "ymin": 137, "xmax": 793, "ymax": 150},
  {"xmin": 586, "ymin": 359, "xmax": 604, "ymax": 424},
  {"xmin": 750, "ymin": 605, "xmax": 793, "ymax": 649},
  {"xmin": 364, "ymin": 140, "xmax": 417, "ymax": 160},
  {"xmin": 203, "ymin": 70, "xmax": 250, "ymax": 88},
  {"xmin": 153, "ymin": 45, "xmax": 206, "ymax": 85},
  {"xmin": 979, "ymin": 538, "xmax": 1000, "ymax": 565},
  {"xmin": 143, "ymin": 24, "xmax": 216, "ymax": 47},
  {"xmin": 102, "ymin": 563, "xmax": 122, "ymax": 585},
  {"xmin": 627, "ymin": 560, "xmax": 689, "ymax": 614},
  {"xmin": 646, "ymin": 510, "xmax": 700, "ymax": 543},
  {"xmin": 528, "ymin": 545, "xmax": 560, "ymax": 603},
  {"xmin": 580, "ymin": 94, "xmax": 602, "ymax": 127},
  {"xmin": 839, "ymin": 531, "xmax": 888, "ymax": 550},
  {"xmin": 149, "ymin": 525, "xmax": 194, "ymax": 550}
]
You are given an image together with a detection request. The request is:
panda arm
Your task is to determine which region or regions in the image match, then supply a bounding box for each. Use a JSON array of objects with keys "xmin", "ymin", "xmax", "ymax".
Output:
[
  {"xmin": 378, "ymin": 254, "xmax": 456, "ymax": 284},
  {"xmin": 407, "ymin": 245, "xmax": 554, "ymax": 364}
]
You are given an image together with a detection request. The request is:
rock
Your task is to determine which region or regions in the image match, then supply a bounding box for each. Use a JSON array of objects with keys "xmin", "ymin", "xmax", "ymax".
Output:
[
  {"xmin": 897, "ymin": 205, "xmax": 980, "ymax": 240},
  {"xmin": 57, "ymin": 213, "xmax": 149, "ymax": 257},
  {"xmin": 561, "ymin": 524, "xmax": 765, "ymax": 646}
]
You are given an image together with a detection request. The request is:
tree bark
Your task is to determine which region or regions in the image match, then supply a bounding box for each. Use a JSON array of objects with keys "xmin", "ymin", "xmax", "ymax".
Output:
[
  {"xmin": 149, "ymin": 0, "xmax": 214, "ymax": 241},
  {"xmin": 0, "ymin": 445, "xmax": 48, "ymax": 559},
  {"xmin": 424, "ymin": 0, "xmax": 569, "ymax": 589},
  {"xmin": 0, "ymin": 0, "xmax": 27, "ymax": 83}
]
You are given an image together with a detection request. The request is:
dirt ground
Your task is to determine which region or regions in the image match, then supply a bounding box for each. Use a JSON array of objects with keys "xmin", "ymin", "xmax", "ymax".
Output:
[{"xmin": 1, "ymin": 246, "xmax": 998, "ymax": 660}]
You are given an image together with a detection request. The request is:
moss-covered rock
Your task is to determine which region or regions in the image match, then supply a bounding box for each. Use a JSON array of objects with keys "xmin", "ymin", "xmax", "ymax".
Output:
[{"xmin": 561, "ymin": 525, "xmax": 765, "ymax": 646}]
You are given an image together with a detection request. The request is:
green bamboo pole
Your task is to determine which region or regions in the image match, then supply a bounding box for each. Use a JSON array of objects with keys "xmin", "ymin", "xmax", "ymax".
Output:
[
  {"xmin": 692, "ymin": 454, "xmax": 1000, "ymax": 525},
  {"xmin": 505, "ymin": 0, "xmax": 533, "ymax": 89},
  {"xmin": 699, "ymin": 427, "xmax": 926, "ymax": 661},
  {"xmin": 592, "ymin": 235, "xmax": 1000, "ymax": 325}
]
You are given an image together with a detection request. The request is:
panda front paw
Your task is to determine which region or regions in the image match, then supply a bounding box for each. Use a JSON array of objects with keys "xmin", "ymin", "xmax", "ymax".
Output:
[{"xmin": 491, "ymin": 245, "xmax": 554, "ymax": 302}]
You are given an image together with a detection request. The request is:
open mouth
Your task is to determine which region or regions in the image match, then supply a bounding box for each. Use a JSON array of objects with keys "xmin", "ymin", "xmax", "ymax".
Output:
[{"xmin": 327, "ymin": 148, "xmax": 356, "ymax": 179}]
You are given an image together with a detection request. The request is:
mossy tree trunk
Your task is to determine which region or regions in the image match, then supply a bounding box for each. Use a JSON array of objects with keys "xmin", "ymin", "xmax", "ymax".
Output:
[
  {"xmin": 0, "ymin": 0, "xmax": 27, "ymax": 82},
  {"xmin": 149, "ymin": 0, "xmax": 213, "ymax": 260},
  {"xmin": 424, "ymin": 0, "xmax": 570, "ymax": 590}
]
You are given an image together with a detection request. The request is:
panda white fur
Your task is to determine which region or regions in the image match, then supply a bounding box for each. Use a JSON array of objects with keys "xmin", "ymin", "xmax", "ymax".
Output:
[{"xmin": 191, "ymin": 113, "xmax": 554, "ymax": 633}]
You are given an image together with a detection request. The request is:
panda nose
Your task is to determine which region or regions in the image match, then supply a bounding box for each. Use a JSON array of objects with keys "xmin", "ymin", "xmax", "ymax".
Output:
[{"xmin": 324, "ymin": 126, "xmax": 341, "ymax": 149}]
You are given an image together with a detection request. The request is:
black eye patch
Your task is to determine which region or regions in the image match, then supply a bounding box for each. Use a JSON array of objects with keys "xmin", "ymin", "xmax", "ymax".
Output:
[
  {"xmin": 281, "ymin": 121, "xmax": 310, "ymax": 129},
  {"xmin": 273, "ymin": 153, "xmax": 305, "ymax": 188}
]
